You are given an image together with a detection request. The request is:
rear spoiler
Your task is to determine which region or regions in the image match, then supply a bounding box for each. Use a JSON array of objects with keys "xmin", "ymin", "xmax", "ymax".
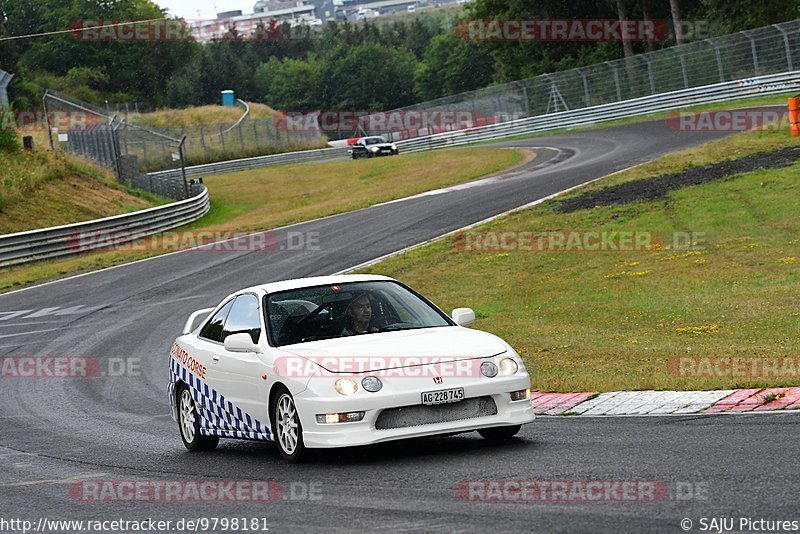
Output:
[{"xmin": 182, "ymin": 308, "xmax": 215, "ymax": 335}]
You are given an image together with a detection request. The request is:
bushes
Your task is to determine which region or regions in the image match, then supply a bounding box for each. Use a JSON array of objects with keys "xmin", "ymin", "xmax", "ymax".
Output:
[{"xmin": 0, "ymin": 108, "xmax": 20, "ymax": 152}]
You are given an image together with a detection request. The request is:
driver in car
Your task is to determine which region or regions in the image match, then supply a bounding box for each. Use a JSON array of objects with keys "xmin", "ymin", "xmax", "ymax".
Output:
[{"xmin": 341, "ymin": 292, "xmax": 379, "ymax": 336}]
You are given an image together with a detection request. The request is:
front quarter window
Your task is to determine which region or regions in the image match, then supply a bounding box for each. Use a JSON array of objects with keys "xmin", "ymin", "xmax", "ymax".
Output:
[
  {"xmin": 199, "ymin": 299, "xmax": 234, "ymax": 342},
  {"xmin": 222, "ymin": 294, "xmax": 262, "ymax": 344}
]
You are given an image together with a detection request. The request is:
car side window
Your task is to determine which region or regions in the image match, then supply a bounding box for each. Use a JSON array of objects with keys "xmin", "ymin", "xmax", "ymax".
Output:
[
  {"xmin": 222, "ymin": 294, "xmax": 262, "ymax": 344},
  {"xmin": 199, "ymin": 300, "xmax": 234, "ymax": 342}
]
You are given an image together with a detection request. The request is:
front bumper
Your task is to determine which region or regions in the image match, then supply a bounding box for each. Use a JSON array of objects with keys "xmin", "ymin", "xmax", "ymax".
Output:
[{"xmin": 294, "ymin": 373, "xmax": 534, "ymax": 448}]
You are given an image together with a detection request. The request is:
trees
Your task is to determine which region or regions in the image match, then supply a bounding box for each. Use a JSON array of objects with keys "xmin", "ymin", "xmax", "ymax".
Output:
[
  {"xmin": 318, "ymin": 43, "xmax": 417, "ymax": 110},
  {"xmin": 415, "ymin": 33, "xmax": 493, "ymax": 101},
  {"xmin": 255, "ymin": 57, "xmax": 322, "ymax": 110}
]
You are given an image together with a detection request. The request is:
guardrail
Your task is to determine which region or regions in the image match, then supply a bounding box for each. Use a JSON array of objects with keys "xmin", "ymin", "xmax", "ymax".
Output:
[
  {"xmin": 9, "ymin": 71, "xmax": 794, "ymax": 269},
  {"xmin": 395, "ymin": 71, "xmax": 800, "ymax": 153},
  {"xmin": 148, "ymin": 146, "xmax": 349, "ymax": 180},
  {"xmin": 0, "ymin": 187, "xmax": 210, "ymax": 268},
  {"xmin": 213, "ymin": 99, "xmax": 250, "ymax": 137}
]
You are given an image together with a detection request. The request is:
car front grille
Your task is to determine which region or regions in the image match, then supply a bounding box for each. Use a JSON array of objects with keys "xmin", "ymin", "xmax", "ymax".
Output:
[{"xmin": 375, "ymin": 396, "xmax": 498, "ymax": 430}]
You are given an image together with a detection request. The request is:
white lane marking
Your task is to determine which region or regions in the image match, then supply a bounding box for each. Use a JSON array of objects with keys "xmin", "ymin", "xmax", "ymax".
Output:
[
  {"xmin": 0, "ymin": 147, "xmax": 555, "ymax": 298},
  {"xmin": 334, "ymin": 159, "xmax": 649, "ymax": 274},
  {"xmin": 0, "ymin": 306, "xmax": 101, "ymax": 322},
  {"xmin": 364, "ymin": 147, "xmax": 553, "ymax": 208},
  {"xmin": 0, "ymin": 327, "xmax": 71, "ymax": 339},
  {"xmin": 0, "ymin": 474, "xmax": 107, "ymax": 487}
]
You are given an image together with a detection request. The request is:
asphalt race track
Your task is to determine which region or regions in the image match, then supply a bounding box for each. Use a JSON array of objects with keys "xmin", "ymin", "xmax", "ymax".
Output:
[{"xmin": 1, "ymin": 115, "xmax": 797, "ymax": 533}]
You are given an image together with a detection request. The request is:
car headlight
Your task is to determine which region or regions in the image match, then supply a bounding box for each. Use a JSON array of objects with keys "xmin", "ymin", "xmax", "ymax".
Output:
[
  {"xmin": 361, "ymin": 376, "xmax": 383, "ymax": 392},
  {"xmin": 334, "ymin": 377, "xmax": 358, "ymax": 396},
  {"xmin": 499, "ymin": 358, "xmax": 519, "ymax": 375},
  {"xmin": 390, "ymin": 143, "xmax": 397, "ymax": 150},
  {"xmin": 480, "ymin": 361, "xmax": 498, "ymax": 378},
  {"xmin": 370, "ymin": 146, "xmax": 379, "ymax": 152}
]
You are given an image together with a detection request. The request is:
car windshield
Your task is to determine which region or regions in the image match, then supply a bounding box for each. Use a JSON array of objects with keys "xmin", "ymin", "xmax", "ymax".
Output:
[{"xmin": 266, "ymin": 281, "xmax": 452, "ymax": 346}]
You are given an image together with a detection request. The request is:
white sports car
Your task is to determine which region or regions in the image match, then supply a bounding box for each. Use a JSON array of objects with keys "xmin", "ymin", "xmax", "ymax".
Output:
[{"xmin": 168, "ymin": 274, "xmax": 535, "ymax": 462}]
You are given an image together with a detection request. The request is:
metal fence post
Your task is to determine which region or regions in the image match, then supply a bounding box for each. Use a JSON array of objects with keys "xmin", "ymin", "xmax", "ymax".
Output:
[
  {"xmin": 577, "ymin": 68, "xmax": 591, "ymax": 107},
  {"xmin": 772, "ymin": 24, "xmax": 793, "ymax": 71},
  {"xmin": 678, "ymin": 54, "xmax": 689, "ymax": 88},
  {"xmin": 520, "ymin": 82, "xmax": 530, "ymax": 117},
  {"xmin": 606, "ymin": 62, "xmax": 622, "ymax": 101},
  {"xmin": 706, "ymin": 39, "xmax": 726, "ymax": 82},
  {"xmin": 179, "ymin": 136, "xmax": 189, "ymax": 199},
  {"xmin": 743, "ymin": 31, "xmax": 760, "ymax": 76},
  {"xmin": 641, "ymin": 56, "xmax": 656, "ymax": 94},
  {"xmin": 43, "ymin": 90, "xmax": 55, "ymax": 151},
  {"xmin": 109, "ymin": 116, "xmax": 123, "ymax": 184}
]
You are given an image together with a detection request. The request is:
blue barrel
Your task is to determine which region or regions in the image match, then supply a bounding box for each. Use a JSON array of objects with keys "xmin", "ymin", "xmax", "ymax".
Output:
[{"xmin": 221, "ymin": 90, "xmax": 235, "ymax": 107}]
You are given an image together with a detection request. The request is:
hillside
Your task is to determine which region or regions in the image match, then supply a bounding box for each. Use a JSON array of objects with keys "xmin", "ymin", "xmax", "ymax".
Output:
[{"xmin": 0, "ymin": 144, "xmax": 164, "ymax": 235}]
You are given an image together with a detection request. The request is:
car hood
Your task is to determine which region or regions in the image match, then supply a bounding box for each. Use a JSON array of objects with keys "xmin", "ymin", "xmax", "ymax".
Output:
[{"xmin": 279, "ymin": 326, "xmax": 506, "ymax": 373}]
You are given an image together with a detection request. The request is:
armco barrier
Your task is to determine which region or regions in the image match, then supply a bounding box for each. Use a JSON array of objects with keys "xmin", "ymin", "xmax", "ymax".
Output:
[
  {"xmin": 0, "ymin": 187, "xmax": 209, "ymax": 268},
  {"xmin": 6, "ymin": 71, "xmax": 795, "ymax": 268},
  {"xmin": 148, "ymin": 146, "xmax": 349, "ymax": 181},
  {"xmin": 395, "ymin": 71, "xmax": 800, "ymax": 153}
]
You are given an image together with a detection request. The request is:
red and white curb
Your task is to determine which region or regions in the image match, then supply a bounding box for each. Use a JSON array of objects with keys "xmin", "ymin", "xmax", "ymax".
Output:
[{"xmin": 531, "ymin": 387, "xmax": 800, "ymax": 416}]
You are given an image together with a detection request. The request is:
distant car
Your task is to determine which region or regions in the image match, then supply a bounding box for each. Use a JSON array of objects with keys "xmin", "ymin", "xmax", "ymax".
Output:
[
  {"xmin": 350, "ymin": 136, "xmax": 399, "ymax": 159},
  {"xmin": 168, "ymin": 274, "xmax": 535, "ymax": 462},
  {"xmin": 355, "ymin": 7, "xmax": 378, "ymax": 20}
]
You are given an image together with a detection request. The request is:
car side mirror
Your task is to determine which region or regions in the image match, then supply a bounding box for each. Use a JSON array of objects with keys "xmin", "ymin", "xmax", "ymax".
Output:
[
  {"xmin": 451, "ymin": 308, "xmax": 475, "ymax": 327},
  {"xmin": 224, "ymin": 333, "xmax": 263, "ymax": 353}
]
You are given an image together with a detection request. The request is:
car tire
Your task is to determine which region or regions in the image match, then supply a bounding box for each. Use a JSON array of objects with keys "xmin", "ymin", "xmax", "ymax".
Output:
[
  {"xmin": 177, "ymin": 384, "xmax": 219, "ymax": 452},
  {"xmin": 478, "ymin": 424, "xmax": 522, "ymax": 441},
  {"xmin": 271, "ymin": 386, "xmax": 307, "ymax": 463}
]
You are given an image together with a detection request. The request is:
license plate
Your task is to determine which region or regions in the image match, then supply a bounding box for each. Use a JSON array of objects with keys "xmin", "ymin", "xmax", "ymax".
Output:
[{"xmin": 421, "ymin": 387, "xmax": 465, "ymax": 405}]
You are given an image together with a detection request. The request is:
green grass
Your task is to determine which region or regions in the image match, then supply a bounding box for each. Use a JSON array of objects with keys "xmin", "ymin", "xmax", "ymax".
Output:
[
  {"xmin": 0, "ymin": 143, "xmax": 164, "ymax": 233},
  {"xmin": 0, "ymin": 147, "xmax": 527, "ymax": 291},
  {"xmin": 357, "ymin": 127, "xmax": 800, "ymax": 392},
  {"xmin": 130, "ymin": 102, "xmax": 280, "ymax": 131},
  {"xmin": 125, "ymin": 102, "xmax": 330, "ymax": 171}
]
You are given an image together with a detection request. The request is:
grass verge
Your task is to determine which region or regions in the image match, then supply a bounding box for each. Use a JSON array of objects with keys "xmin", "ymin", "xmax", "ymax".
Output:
[
  {"xmin": 0, "ymin": 146, "xmax": 165, "ymax": 234},
  {"xmin": 0, "ymin": 147, "xmax": 527, "ymax": 292},
  {"xmin": 357, "ymin": 127, "xmax": 800, "ymax": 392}
]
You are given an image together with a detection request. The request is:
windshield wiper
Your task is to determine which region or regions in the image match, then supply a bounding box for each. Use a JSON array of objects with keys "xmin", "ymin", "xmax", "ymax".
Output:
[{"xmin": 300, "ymin": 334, "xmax": 340, "ymax": 342}]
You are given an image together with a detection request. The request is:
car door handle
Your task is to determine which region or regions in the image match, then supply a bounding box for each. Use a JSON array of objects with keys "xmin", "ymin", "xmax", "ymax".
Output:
[{"xmin": 212, "ymin": 355, "xmax": 220, "ymax": 363}]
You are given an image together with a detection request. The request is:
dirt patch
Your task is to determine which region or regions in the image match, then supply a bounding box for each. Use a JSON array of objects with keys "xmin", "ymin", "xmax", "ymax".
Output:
[{"xmin": 556, "ymin": 147, "xmax": 800, "ymax": 213}]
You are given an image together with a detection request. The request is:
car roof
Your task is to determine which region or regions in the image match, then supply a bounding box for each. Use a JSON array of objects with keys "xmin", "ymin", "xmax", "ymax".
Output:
[{"xmin": 239, "ymin": 274, "xmax": 396, "ymax": 295}]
